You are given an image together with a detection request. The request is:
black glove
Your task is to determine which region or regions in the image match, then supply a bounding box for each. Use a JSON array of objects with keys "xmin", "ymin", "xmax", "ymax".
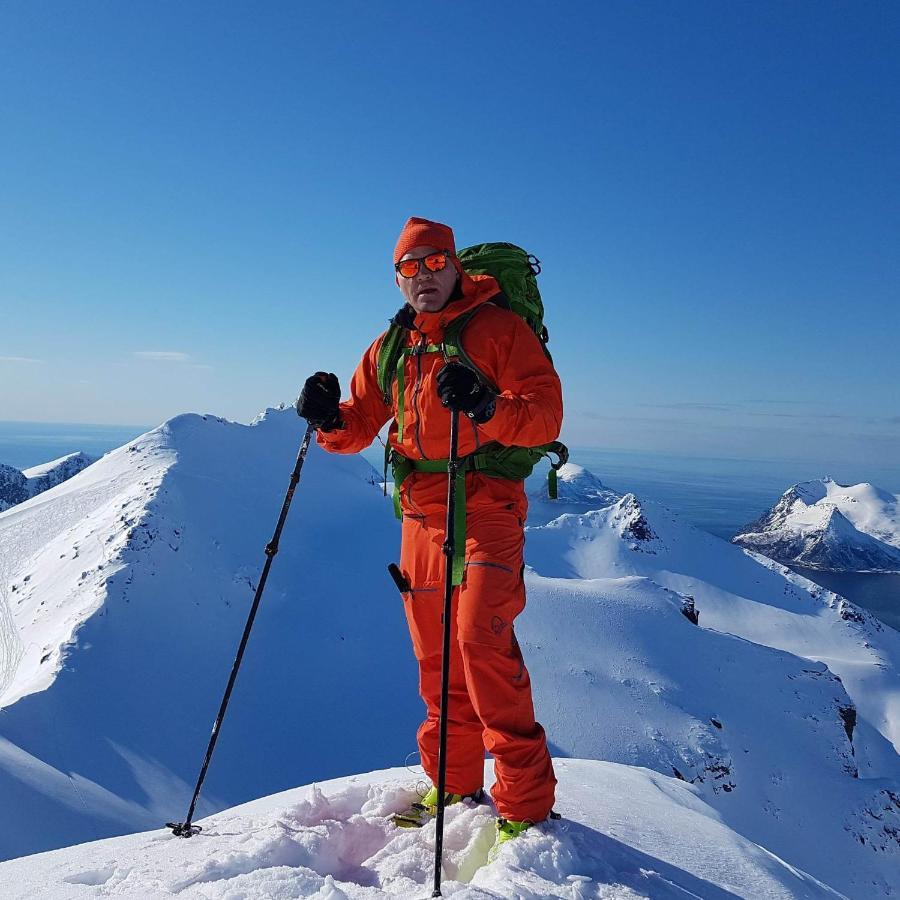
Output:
[
  {"xmin": 296, "ymin": 372, "xmax": 343, "ymax": 431},
  {"xmin": 436, "ymin": 362, "xmax": 496, "ymax": 424}
]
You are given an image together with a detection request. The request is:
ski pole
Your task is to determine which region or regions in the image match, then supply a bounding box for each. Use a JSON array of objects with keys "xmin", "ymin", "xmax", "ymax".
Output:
[
  {"xmin": 167, "ymin": 422, "xmax": 315, "ymax": 838},
  {"xmin": 432, "ymin": 408, "xmax": 460, "ymax": 897}
]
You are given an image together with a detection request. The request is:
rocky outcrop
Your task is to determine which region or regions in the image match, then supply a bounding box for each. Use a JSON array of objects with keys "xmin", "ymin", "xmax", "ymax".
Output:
[{"xmin": 0, "ymin": 465, "xmax": 28, "ymax": 512}]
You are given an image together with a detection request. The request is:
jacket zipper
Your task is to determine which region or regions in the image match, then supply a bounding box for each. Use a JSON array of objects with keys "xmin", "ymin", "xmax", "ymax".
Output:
[{"xmin": 411, "ymin": 332, "xmax": 429, "ymax": 460}]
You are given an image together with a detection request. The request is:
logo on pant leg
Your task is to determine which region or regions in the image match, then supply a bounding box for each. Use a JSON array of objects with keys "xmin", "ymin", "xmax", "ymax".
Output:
[{"xmin": 491, "ymin": 616, "xmax": 507, "ymax": 635}]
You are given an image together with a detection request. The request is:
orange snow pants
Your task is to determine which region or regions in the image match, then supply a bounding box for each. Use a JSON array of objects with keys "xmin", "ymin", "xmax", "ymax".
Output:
[{"xmin": 397, "ymin": 469, "xmax": 556, "ymax": 823}]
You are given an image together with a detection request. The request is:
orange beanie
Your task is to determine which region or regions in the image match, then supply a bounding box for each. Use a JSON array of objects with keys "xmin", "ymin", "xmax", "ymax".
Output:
[{"xmin": 393, "ymin": 217, "xmax": 457, "ymax": 264}]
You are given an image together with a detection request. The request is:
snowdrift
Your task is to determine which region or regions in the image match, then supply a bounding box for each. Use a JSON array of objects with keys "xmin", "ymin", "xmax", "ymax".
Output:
[{"xmin": 0, "ymin": 760, "xmax": 845, "ymax": 899}]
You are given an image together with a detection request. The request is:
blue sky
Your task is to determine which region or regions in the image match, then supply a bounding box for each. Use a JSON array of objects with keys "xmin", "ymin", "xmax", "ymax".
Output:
[{"xmin": 1, "ymin": 1, "xmax": 898, "ymax": 470}]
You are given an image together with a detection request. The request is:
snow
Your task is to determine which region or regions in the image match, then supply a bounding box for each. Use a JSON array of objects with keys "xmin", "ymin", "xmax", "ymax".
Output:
[
  {"xmin": 0, "ymin": 760, "xmax": 845, "ymax": 899},
  {"xmin": 0, "ymin": 451, "xmax": 96, "ymax": 514},
  {"xmin": 21, "ymin": 451, "xmax": 97, "ymax": 482},
  {"xmin": 527, "ymin": 462, "xmax": 622, "ymax": 523},
  {"xmin": 734, "ymin": 476, "xmax": 900, "ymax": 572},
  {"xmin": 0, "ymin": 410, "xmax": 418, "ymax": 862},
  {"xmin": 0, "ymin": 440, "xmax": 169, "ymax": 705},
  {"xmin": 0, "ymin": 410, "xmax": 898, "ymax": 897},
  {"xmin": 525, "ymin": 493, "xmax": 900, "ymax": 763},
  {"xmin": 517, "ymin": 537, "xmax": 900, "ymax": 896}
]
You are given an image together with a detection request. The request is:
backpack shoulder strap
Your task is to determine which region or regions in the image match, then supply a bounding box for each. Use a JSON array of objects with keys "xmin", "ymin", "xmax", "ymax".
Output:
[
  {"xmin": 376, "ymin": 321, "xmax": 408, "ymax": 405},
  {"xmin": 441, "ymin": 302, "xmax": 500, "ymax": 393}
]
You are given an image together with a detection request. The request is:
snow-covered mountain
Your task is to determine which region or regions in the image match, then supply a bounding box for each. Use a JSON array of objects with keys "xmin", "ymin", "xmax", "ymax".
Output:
[
  {"xmin": 1, "ymin": 413, "xmax": 899, "ymax": 897},
  {"xmin": 0, "ymin": 410, "xmax": 417, "ymax": 864},
  {"xmin": 733, "ymin": 476, "xmax": 900, "ymax": 572},
  {"xmin": 528, "ymin": 461, "xmax": 622, "ymax": 522},
  {"xmin": 0, "ymin": 451, "xmax": 96, "ymax": 513},
  {"xmin": 523, "ymin": 490, "xmax": 900, "ymax": 898}
]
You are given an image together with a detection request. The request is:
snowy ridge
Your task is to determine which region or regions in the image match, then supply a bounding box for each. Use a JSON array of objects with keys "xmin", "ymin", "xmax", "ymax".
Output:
[
  {"xmin": 0, "ymin": 451, "xmax": 97, "ymax": 513},
  {"xmin": 21, "ymin": 450, "xmax": 98, "ymax": 485},
  {"xmin": 521, "ymin": 496, "xmax": 900, "ymax": 897},
  {"xmin": 527, "ymin": 491, "xmax": 900, "ymax": 757},
  {"xmin": 0, "ymin": 438, "xmax": 171, "ymax": 705},
  {"xmin": 733, "ymin": 476, "xmax": 900, "ymax": 572},
  {"xmin": 0, "ymin": 409, "xmax": 416, "ymax": 863}
]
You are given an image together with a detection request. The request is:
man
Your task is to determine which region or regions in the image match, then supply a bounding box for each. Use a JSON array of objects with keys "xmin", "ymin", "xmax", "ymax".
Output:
[{"xmin": 296, "ymin": 217, "xmax": 562, "ymax": 856}]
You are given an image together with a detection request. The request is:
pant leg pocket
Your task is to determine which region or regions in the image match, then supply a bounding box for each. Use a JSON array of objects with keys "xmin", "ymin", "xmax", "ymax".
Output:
[
  {"xmin": 456, "ymin": 558, "xmax": 526, "ymax": 647},
  {"xmin": 401, "ymin": 581, "xmax": 443, "ymax": 661}
]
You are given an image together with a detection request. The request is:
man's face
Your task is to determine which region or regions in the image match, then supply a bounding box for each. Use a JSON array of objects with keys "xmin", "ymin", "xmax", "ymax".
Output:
[{"xmin": 396, "ymin": 245, "xmax": 459, "ymax": 313}]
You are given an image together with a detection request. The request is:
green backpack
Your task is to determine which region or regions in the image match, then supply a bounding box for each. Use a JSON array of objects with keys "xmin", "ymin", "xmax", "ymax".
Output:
[
  {"xmin": 456, "ymin": 242, "xmax": 551, "ymax": 356},
  {"xmin": 377, "ymin": 242, "xmax": 568, "ymax": 546}
]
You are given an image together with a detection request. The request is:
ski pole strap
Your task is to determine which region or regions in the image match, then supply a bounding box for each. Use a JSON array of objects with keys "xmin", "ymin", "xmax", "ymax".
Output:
[{"xmin": 450, "ymin": 471, "xmax": 466, "ymax": 585}]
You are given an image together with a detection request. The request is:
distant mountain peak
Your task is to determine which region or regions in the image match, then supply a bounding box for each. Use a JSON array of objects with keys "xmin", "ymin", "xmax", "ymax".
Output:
[
  {"xmin": 0, "ymin": 451, "xmax": 96, "ymax": 513},
  {"xmin": 554, "ymin": 462, "xmax": 617, "ymax": 499},
  {"xmin": 611, "ymin": 492, "xmax": 659, "ymax": 543},
  {"xmin": 527, "ymin": 462, "xmax": 621, "ymax": 520},
  {"xmin": 734, "ymin": 477, "xmax": 900, "ymax": 573}
]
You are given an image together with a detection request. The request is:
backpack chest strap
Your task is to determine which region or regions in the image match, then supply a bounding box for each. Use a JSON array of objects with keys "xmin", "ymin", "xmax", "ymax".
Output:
[{"xmin": 380, "ymin": 306, "xmax": 489, "ymax": 445}]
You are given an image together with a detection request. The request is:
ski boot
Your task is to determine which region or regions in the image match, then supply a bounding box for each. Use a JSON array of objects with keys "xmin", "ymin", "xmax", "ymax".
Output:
[
  {"xmin": 487, "ymin": 810, "xmax": 560, "ymax": 861},
  {"xmin": 487, "ymin": 817, "xmax": 533, "ymax": 861},
  {"xmin": 391, "ymin": 785, "xmax": 485, "ymax": 828}
]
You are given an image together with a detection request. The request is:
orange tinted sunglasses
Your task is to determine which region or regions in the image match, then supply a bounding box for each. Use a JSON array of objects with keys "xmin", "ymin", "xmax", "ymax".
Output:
[{"xmin": 395, "ymin": 252, "xmax": 449, "ymax": 279}]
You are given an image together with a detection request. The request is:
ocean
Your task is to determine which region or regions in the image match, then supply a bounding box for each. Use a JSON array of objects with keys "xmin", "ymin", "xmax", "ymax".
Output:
[
  {"xmin": 790, "ymin": 567, "xmax": 900, "ymax": 633},
  {"xmin": 2, "ymin": 421, "xmax": 897, "ymax": 631},
  {"xmin": 0, "ymin": 420, "xmax": 152, "ymax": 470}
]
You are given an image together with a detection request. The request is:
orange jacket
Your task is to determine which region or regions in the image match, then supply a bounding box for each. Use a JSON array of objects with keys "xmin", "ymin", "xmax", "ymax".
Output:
[{"xmin": 317, "ymin": 273, "xmax": 563, "ymax": 461}]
